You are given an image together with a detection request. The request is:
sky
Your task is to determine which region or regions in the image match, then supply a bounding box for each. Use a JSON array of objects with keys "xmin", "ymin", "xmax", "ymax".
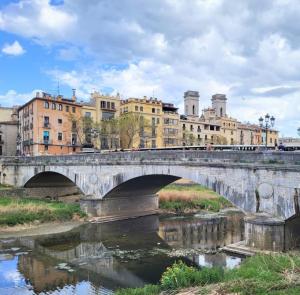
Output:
[{"xmin": 0, "ymin": 0, "xmax": 300, "ymax": 137}]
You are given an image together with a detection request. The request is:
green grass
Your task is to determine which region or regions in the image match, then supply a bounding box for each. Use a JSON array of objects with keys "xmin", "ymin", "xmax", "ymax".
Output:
[
  {"xmin": 159, "ymin": 197, "xmax": 231, "ymax": 213},
  {"xmin": 160, "ymin": 184, "xmax": 214, "ymax": 193},
  {"xmin": 0, "ymin": 184, "xmax": 13, "ymax": 190},
  {"xmin": 0, "ymin": 197, "xmax": 86, "ymax": 226},
  {"xmin": 116, "ymin": 254, "xmax": 300, "ymax": 295}
]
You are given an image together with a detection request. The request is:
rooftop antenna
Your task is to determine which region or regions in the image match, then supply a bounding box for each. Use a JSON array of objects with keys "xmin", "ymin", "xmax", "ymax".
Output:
[{"xmin": 57, "ymin": 80, "xmax": 60, "ymax": 96}]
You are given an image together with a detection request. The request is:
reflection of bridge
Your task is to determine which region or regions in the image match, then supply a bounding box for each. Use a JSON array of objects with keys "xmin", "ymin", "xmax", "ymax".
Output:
[
  {"xmin": 2, "ymin": 150, "xmax": 300, "ymax": 251},
  {"xmin": 17, "ymin": 216, "xmax": 163, "ymax": 290},
  {"xmin": 159, "ymin": 211, "xmax": 244, "ymax": 251},
  {"xmin": 14, "ymin": 214, "xmax": 245, "ymax": 292}
]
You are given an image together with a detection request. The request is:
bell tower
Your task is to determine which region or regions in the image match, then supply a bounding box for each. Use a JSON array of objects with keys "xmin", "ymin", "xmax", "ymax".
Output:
[
  {"xmin": 212, "ymin": 94, "xmax": 227, "ymax": 117},
  {"xmin": 184, "ymin": 91, "xmax": 199, "ymax": 117}
]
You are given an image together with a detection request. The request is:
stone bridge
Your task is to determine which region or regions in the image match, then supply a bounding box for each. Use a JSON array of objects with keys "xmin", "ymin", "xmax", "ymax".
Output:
[{"xmin": 1, "ymin": 150, "xmax": 300, "ymax": 251}]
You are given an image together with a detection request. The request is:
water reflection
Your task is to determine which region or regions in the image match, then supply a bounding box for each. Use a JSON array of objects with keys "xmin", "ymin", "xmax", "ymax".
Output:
[{"xmin": 0, "ymin": 211, "xmax": 244, "ymax": 294}]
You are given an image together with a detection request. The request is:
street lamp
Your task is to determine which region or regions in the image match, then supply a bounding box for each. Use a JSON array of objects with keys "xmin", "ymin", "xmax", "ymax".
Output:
[
  {"xmin": 259, "ymin": 114, "xmax": 275, "ymax": 149},
  {"xmin": 297, "ymin": 127, "xmax": 300, "ymax": 137}
]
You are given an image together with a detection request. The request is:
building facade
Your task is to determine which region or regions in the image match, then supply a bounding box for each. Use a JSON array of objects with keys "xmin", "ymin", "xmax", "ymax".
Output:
[
  {"xmin": 18, "ymin": 92, "xmax": 82, "ymax": 156},
  {"xmin": 0, "ymin": 107, "xmax": 18, "ymax": 156},
  {"xmin": 120, "ymin": 97, "xmax": 163, "ymax": 149}
]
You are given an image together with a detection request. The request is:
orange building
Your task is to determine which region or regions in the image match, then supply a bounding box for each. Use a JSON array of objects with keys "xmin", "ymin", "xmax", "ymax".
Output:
[{"xmin": 18, "ymin": 92, "xmax": 82, "ymax": 156}]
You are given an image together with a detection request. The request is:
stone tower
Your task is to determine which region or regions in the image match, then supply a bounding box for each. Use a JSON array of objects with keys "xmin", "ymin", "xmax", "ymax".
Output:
[
  {"xmin": 212, "ymin": 94, "xmax": 227, "ymax": 117},
  {"xmin": 184, "ymin": 91, "xmax": 199, "ymax": 117}
]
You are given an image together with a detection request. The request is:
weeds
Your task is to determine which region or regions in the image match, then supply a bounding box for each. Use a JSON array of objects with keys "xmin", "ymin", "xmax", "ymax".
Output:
[
  {"xmin": 0, "ymin": 197, "xmax": 86, "ymax": 226},
  {"xmin": 158, "ymin": 183, "xmax": 232, "ymax": 213},
  {"xmin": 116, "ymin": 254, "xmax": 300, "ymax": 295}
]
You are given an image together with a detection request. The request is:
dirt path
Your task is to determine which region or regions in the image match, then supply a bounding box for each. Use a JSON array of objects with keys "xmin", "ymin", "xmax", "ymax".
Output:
[{"xmin": 0, "ymin": 221, "xmax": 85, "ymax": 238}]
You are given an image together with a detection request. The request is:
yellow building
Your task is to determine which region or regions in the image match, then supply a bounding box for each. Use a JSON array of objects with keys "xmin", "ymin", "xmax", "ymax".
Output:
[
  {"xmin": 81, "ymin": 92, "xmax": 121, "ymax": 149},
  {"xmin": 120, "ymin": 97, "xmax": 163, "ymax": 149}
]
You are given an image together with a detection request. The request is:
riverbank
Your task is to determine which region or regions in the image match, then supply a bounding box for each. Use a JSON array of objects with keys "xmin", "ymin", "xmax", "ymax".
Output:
[
  {"xmin": 158, "ymin": 183, "xmax": 232, "ymax": 213},
  {"xmin": 0, "ymin": 197, "xmax": 86, "ymax": 227},
  {"xmin": 116, "ymin": 254, "xmax": 300, "ymax": 295}
]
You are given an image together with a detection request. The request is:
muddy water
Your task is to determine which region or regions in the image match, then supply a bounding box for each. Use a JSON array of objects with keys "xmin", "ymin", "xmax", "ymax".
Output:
[{"xmin": 0, "ymin": 210, "xmax": 244, "ymax": 294}]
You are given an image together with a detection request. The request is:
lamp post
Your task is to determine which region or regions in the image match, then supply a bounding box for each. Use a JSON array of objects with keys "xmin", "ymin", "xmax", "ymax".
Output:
[{"xmin": 259, "ymin": 114, "xmax": 275, "ymax": 149}]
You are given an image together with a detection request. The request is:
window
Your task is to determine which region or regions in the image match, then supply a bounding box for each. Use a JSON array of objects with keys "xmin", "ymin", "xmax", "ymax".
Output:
[
  {"xmin": 107, "ymin": 102, "xmax": 111, "ymax": 109},
  {"xmin": 157, "ymin": 118, "xmax": 160, "ymax": 124},
  {"xmin": 72, "ymin": 106, "xmax": 76, "ymax": 113},
  {"xmin": 85, "ymin": 112, "xmax": 91, "ymax": 118},
  {"xmin": 58, "ymin": 119, "xmax": 62, "ymax": 124},
  {"xmin": 102, "ymin": 112, "xmax": 114, "ymax": 120},
  {"xmin": 111, "ymin": 102, "xmax": 115, "ymax": 109},
  {"xmin": 197, "ymin": 126, "xmax": 201, "ymax": 132},
  {"xmin": 66, "ymin": 105, "xmax": 69, "ymax": 112},
  {"xmin": 190, "ymin": 125, "xmax": 193, "ymax": 131},
  {"xmin": 58, "ymin": 132, "xmax": 62, "ymax": 141},
  {"xmin": 72, "ymin": 134, "xmax": 77, "ymax": 145},
  {"xmin": 45, "ymin": 145, "xmax": 48, "ymax": 151},
  {"xmin": 152, "ymin": 108, "xmax": 155, "ymax": 113},
  {"xmin": 183, "ymin": 124, "xmax": 186, "ymax": 130},
  {"xmin": 135, "ymin": 106, "xmax": 138, "ymax": 111},
  {"xmin": 152, "ymin": 117, "xmax": 156, "ymax": 125},
  {"xmin": 44, "ymin": 101, "xmax": 49, "ymax": 109},
  {"xmin": 192, "ymin": 105, "xmax": 195, "ymax": 115},
  {"xmin": 100, "ymin": 101, "xmax": 106, "ymax": 108},
  {"xmin": 44, "ymin": 116, "xmax": 49, "ymax": 127},
  {"xmin": 52, "ymin": 103, "xmax": 56, "ymax": 110},
  {"xmin": 157, "ymin": 109, "xmax": 160, "ymax": 114},
  {"xmin": 72, "ymin": 121, "xmax": 77, "ymax": 129},
  {"xmin": 58, "ymin": 104, "xmax": 63, "ymax": 111},
  {"xmin": 43, "ymin": 130, "xmax": 49, "ymax": 143},
  {"xmin": 140, "ymin": 106, "xmax": 143, "ymax": 112}
]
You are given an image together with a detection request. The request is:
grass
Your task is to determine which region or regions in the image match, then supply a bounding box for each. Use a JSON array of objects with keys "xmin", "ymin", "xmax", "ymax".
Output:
[
  {"xmin": 0, "ymin": 197, "xmax": 86, "ymax": 226},
  {"xmin": 158, "ymin": 183, "xmax": 232, "ymax": 213},
  {"xmin": 116, "ymin": 254, "xmax": 300, "ymax": 295},
  {"xmin": 0, "ymin": 184, "xmax": 13, "ymax": 190}
]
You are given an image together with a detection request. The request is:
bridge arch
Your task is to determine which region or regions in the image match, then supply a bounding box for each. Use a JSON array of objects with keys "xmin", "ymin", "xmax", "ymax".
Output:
[
  {"xmin": 24, "ymin": 171, "xmax": 83, "ymax": 200},
  {"xmin": 99, "ymin": 165, "xmax": 255, "ymax": 215}
]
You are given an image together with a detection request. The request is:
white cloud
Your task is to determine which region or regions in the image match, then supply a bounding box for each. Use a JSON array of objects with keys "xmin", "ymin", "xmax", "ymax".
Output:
[
  {"xmin": 1, "ymin": 0, "xmax": 300, "ymax": 136},
  {"xmin": 0, "ymin": 89, "xmax": 41, "ymax": 107},
  {"xmin": 2, "ymin": 40, "xmax": 25, "ymax": 56}
]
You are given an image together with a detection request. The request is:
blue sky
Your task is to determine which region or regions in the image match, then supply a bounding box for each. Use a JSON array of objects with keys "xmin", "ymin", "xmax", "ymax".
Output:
[{"xmin": 1, "ymin": 0, "xmax": 300, "ymax": 136}]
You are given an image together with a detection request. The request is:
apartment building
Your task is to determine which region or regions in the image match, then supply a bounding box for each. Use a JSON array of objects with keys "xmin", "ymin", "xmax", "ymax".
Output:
[
  {"xmin": 18, "ymin": 92, "xmax": 82, "ymax": 156},
  {"xmin": 120, "ymin": 97, "xmax": 163, "ymax": 149},
  {"xmin": 162, "ymin": 103, "xmax": 180, "ymax": 147}
]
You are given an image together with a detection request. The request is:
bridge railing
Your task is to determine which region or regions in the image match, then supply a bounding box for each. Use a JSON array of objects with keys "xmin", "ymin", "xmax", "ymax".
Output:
[{"xmin": 1, "ymin": 150, "xmax": 300, "ymax": 166}]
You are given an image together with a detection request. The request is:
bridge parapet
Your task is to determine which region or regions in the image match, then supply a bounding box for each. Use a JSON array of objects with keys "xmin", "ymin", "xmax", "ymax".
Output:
[{"xmin": 1, "ymin": 150, "xmax": 300, "ymax": 166}]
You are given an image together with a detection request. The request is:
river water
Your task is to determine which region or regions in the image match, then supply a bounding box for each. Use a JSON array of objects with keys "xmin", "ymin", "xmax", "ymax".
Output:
[{"xmin": 0, "ymin": 210, "xmax": 244, "ymax": 294}]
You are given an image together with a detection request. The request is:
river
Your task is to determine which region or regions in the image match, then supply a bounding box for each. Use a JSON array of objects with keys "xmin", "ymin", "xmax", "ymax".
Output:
[{"xmin": 0, "ymin": 210, "xmax": 244, "ymax": 294}]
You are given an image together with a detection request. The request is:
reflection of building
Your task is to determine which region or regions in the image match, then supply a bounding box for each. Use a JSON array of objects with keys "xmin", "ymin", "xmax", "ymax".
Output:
[
  {"xmin": 0, "ymin": 107, "xmax": 18, "ymax": 156},
  {"xmin": 18, "ymin": 254, "xmax": 76, "ymax": 293},
  {"xmin": 18, "ymin": 92, "xmax": 82, "ymax": 156}
]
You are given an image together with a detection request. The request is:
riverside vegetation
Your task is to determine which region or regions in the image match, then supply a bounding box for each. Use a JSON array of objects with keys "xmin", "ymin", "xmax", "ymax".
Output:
[
  {"xmin": 158, "ymin": 183, "xmax": 232, "ymax": 213},
  {"xmin": 0, "ymin": 197, "xmax": 86, "ymax": 226},
  {"xmin": 116, "ymin": 254, "xmax": 300, "ymax": 295}
]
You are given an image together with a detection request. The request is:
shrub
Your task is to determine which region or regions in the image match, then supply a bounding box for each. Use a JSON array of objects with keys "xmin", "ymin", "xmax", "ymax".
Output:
[
  {"xmin": 160, "ymin": 261, "xmax": 223, "ymax": 290},
  {"xmin": 116, "ymin": 285, "xmax": 160, "ymax": 295}
]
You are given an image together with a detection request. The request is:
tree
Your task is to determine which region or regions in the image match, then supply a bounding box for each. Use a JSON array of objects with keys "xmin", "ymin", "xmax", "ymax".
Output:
[
  {"xmin": 119, "ymin": 113, "xmax": 150, "ymax": 149},
  {"xmin": 68, "ymin": 114, "xmax": 96, "ymax": 147}
]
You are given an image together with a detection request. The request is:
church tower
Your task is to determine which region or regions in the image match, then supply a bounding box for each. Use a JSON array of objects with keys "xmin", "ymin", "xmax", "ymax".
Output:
[
  {"xmin": 184, "ymin": 91, "xmax": 199, "ymax": 117},
  {"xmin": 211, "ymin": 94, "xmax": 227, "ymax": 117}
]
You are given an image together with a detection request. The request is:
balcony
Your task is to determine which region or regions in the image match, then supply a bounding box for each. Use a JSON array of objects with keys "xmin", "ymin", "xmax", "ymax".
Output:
[
  {"xmin": 23, "ymin": 139, "xmax": 33, "ymax": 146},
  {"xmin": 43, "ymin": 139, "xmax": 52, "ymax": 145},
  {"xmin": 43, "ymin": 122, "xmax": 51, "ymax": 128}
]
